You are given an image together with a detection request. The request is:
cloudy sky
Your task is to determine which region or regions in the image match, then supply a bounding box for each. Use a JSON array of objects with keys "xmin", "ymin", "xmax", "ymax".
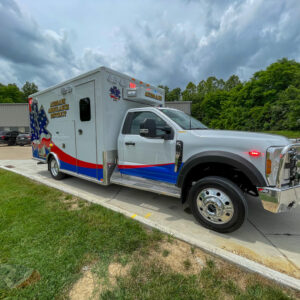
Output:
[{"xmin": 0, "ymin": 0, "xmax": 300, "ymax": 90}]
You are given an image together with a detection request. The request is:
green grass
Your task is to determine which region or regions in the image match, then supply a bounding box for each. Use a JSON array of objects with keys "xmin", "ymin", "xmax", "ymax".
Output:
[
  {"xmin": 100, "ymin": 257, "xmax": 294, "ymax": 300},
  {"xmin": 0, "ymin": 169, "xmax": 152, "ymax": 299},
  {"xmin": 0, "ymin": 169, "xmax": 298, "ymax": 299},
  {"xmin": 261, "ymin": 130, "xmax": 300, "ymax": 138}
]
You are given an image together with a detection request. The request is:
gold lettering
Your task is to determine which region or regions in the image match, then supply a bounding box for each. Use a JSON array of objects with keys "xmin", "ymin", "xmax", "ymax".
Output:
[
  {"xmin": 49, "ymin": 98, "xmax": 69, "ymax": 118},
  {"xmin": 145, "ymin": 91, "xmax": 162, "ymax": 101}
]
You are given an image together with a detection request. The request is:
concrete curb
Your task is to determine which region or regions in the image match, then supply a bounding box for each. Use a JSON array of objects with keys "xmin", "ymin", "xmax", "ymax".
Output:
[{"xmin": 2, "ymin": 165, "xmax": 300, "ymax": 291}]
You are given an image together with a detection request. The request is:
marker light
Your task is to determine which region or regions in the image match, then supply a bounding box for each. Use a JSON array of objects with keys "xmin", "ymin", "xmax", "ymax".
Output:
[
  {"xmin": 249, "ymin": 150, "xmax": 261, "ymax": 157},
  {"xmin": 129, "ymin": 82, "xmax": 136, "ymax": 88},
  {"xmin": 266, "ymin": 159, "xmax": 272, "ymax": 174},
  {"xmin": 28, "ymin": 97, "xmax": 33, "ymax": 112}
]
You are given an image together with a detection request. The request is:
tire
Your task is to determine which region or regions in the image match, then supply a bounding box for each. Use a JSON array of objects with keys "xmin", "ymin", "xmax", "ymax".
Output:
[
  {"xmin": 48, "ymin": 156, "xmax": 66, "ymax": 180},
  {"xmin": 188, "ymin": 176, "xmax": 248, "ymax": 233}
]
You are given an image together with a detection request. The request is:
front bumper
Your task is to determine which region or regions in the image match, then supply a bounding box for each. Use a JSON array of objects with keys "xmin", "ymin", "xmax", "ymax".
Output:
[
  {"xmin": 258, "ymin": 185, "xmax": 300, "ymax": 213},
  {"xmin": 259, "ymin": 143, "xmax": 300, "ymax": 213}
]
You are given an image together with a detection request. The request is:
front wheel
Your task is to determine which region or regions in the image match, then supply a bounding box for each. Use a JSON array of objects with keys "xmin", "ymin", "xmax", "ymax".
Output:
[
  {"xmin": 188, "ymin": 176, "xmax": 248, "ymax": 233},
  {"xmin": 48, "ymin": 156, "xmax": 66, "ymax": 180}
]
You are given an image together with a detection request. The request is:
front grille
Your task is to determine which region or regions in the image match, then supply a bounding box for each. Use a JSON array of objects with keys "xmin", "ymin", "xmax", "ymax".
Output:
[{"xmin": 287, "ymin": 148, "xmax": 300, "ymax": 186}]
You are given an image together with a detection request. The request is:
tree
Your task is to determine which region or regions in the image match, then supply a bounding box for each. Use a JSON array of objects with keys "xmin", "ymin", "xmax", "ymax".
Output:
[
  {"xmin": 224, "ymin": 75, "xmax": 241, "ymax": 91},
  {"xmin": 22, "ymin": 82, "xmax": 38, "ymax": 100},
  {"xmin": 182, "ymin": 82, "xmax": 201, "ymax": 102},
  {"xmin": 0, "ymin": 83, "xmax": 24, "ymax": 103},
  {"xmin": 166, "ymin": 88, "xmax": 181, "ymax": 102}
]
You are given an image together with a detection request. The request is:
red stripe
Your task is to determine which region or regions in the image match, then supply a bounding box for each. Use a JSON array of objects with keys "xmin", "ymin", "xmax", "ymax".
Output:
[
  {"xmin": 118, "ymin": 163, "xmax": 174, "ymax": 169},
  {"xmin": 51, "ymin": 143, "xmax": 103, "ymax": 169}
]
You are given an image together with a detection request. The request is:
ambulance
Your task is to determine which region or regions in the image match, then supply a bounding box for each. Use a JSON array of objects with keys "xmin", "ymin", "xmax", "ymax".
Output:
[{"xmin": 29, "ymin": 67, "xmax": 300, "ymax": 233}]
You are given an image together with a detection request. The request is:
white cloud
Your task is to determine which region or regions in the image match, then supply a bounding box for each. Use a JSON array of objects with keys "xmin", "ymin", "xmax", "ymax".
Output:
[{"xmin": 0, "ymin": 0, "xmax": 300, "ymax": 90}]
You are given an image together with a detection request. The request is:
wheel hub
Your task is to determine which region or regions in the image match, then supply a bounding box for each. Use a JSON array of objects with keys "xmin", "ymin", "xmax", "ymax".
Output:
[{"xmin": 196, "ymin": 188, "xmax": 234, "ymax": 224}]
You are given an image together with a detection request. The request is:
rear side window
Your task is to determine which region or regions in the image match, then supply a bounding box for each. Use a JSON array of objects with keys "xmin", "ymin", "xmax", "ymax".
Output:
[{"xmin": 79, "ymin": 98, "xmax": 91, "ymax": 121}]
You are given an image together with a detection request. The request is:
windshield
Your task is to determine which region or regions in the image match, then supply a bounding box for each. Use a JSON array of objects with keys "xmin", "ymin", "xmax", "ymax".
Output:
[{"xmin": 160, "ymin": 109, "xmax": 207, "ymax": 130}]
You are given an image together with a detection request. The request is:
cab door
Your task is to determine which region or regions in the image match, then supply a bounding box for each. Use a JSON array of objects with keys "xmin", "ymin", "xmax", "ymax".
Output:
[
  {"xmin": 74, "ymin": 80, "xmax": 98, "ymax": 178},
  {"xmin": 118, "ymin": 111, "xmax": 177, "ymax": 184}
]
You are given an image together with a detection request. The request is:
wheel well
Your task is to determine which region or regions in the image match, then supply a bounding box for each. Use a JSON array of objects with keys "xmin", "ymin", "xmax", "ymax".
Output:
[{"xmin": 181, "ymin": 162, "xmax": 258, "ymax": 204}]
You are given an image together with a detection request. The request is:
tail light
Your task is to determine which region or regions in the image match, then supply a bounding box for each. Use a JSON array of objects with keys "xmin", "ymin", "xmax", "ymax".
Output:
[{"xmin": 1, "ymin": 136, "xmax": 5, "ymax": 140}]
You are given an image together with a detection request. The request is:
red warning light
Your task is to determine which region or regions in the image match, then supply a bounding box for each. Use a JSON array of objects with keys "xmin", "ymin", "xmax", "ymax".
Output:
[
  {"xmin": 249, "ymin": 150, "xmax": 261, "ymax": 157},
  {"xmin": 28, "ymin": 97, "xmax": 33, "ymax": 112},
  {"xmin": 129, "ymin": 82, "xmax": 136, "ymax": 88}
]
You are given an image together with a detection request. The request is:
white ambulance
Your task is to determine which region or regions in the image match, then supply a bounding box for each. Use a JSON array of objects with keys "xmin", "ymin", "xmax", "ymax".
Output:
[{"xmin": 29, "ymin": 67, "xmax": 300, "ymax": 233}]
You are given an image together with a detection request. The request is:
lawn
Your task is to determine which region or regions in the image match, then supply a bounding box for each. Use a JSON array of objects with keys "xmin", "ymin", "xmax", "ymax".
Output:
[{"xmin": 0, "ymin": 169, "xmax": 298, "ymax": 299}]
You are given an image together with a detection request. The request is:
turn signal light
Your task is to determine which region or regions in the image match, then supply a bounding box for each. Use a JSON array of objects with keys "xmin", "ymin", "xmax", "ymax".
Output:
[
  {"xmin": 266, "ymin": 159, "xmax": 272, "ymax": 174},
  {"xmin": 249, "ymin": 150, "xmax": 261, "ymax": 157}
]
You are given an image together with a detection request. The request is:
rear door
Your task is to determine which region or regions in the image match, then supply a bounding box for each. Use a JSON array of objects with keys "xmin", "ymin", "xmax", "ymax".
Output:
[{"xmin": 74, "ymin": 81, "xmax": 98, "ymax": 178}]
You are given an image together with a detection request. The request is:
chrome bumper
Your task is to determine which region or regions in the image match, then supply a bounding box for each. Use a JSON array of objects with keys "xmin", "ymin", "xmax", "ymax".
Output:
[
  {"xmin": 258, "ymin": 185, "xmax": 300, "ymax": 213},
  {"xmin": 259, "ymin": 143, "xmax": 300, "ymax": 213}
]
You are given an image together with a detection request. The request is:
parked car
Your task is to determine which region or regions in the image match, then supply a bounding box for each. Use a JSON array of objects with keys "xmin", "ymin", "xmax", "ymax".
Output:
[
  {"xmin": 16, "ymin": 133, "xmax": 31, "ymax": 146},
  {"xmin": 0, "ymin": 131, "xmax": 20, "ymax": 146}
]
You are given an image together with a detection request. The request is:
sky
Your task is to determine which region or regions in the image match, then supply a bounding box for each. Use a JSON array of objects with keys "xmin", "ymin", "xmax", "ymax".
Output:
[{"xmin": 0, "ymin": 0, "xmax": 300, "ymax": 90}]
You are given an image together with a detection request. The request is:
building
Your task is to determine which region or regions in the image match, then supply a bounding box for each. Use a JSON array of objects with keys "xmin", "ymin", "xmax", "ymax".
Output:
[
  {"xmin": 165, "ymin": 101, "xmax": 192, "ymax": 115},
  {"xmin": 0, "ymin": 101, "xmax": 192, "ymax": 133},
  {"xmin": 0, "ymin": 103, "xmax": 29, "ymax": 133}
]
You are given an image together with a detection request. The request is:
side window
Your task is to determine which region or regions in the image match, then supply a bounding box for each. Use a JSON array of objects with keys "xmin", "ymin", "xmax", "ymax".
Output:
[
  {"xmin": 129, "ymin": 112, "xmax": 167, "ymax": 136},
  {"xmin": 79, "ymin": 98, "xmax": 91, "ymax": 121}
]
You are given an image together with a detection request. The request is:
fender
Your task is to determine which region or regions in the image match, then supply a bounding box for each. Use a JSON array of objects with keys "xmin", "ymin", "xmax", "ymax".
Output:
[
  {"xmin": 177, "ymin": 151, "xmax": 267, "ymax": 188},
  {"xmin": 46, "ymin": 152, "xmax": 61, "ymax": 170}
]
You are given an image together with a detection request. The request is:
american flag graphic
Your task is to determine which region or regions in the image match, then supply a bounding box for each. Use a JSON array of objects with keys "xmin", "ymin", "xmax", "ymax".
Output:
[
  {"xmin": 30, "ymin": 101, "xmax": 49, "ymax": 141},
  {"xmin": 30, "ymin": 100, "xmax": 51, "ymax": 158}
]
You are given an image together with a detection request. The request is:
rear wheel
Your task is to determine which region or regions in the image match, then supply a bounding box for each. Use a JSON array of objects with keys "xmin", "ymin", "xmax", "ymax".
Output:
[
  {"xmin": 48, "ymin": 156, "xmax": 66, "ymax": 180},
  {"xmin": 188, "ymin": 176, "xmax": 248, "ymax": 233}
]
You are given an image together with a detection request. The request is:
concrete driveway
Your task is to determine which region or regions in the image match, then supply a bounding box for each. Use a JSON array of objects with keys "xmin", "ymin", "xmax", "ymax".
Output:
[
  {"xmin": 1, "ymin": 152, "xmax": 300, "ymax": 288},
  {"xmin": 0, "ymin": 144, "xmax": 31, "ymax": 160}
]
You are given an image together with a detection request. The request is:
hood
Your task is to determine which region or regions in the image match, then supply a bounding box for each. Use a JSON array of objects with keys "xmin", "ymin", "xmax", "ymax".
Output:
[{"xmin": 191, "ymin": 129, "xmax": 290, "ymax": 147}]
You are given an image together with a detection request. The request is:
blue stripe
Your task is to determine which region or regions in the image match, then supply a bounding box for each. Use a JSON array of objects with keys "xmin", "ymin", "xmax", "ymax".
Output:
[
  {"xmin": 59, "ymin": 160, "xmax": 103, "ymax": 180},
  {"xmin": 120, "ymin": 164, "xmax": 178, "ymax": 184}
]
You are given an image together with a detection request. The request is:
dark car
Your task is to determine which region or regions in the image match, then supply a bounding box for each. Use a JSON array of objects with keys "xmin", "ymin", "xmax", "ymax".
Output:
[
  {"xmin": 0, "ymin": 131, "xmax": 20, "ymax": 146},
  {"xmin": 16, "ymin": 133, "xmax": 31, "ymax": 146}
]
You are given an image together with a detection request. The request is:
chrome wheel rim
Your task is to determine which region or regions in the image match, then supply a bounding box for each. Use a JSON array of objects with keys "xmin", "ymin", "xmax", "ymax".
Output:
[
  {"xmin": 50, "ymin": 159, "xmax": 59, "ymax": 177},
  {"xmin": 196, "ymin": 188, "xmax": 234, "ymax": 224}
]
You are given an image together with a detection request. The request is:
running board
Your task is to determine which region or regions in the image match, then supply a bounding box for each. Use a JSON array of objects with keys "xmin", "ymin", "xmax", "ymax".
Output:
[{"xmin": 110, "ymin": 172, "xmax": 181, "ymax": 198}]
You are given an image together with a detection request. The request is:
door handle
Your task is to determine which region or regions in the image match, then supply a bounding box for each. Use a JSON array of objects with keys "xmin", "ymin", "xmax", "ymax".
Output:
[
  {"xmin": 78, "ymin": 129, "xmax": 83, "ymax": 135},
  {"xmin": 125, "ymin": 142, "xmax": 135, "ymax": 146}
]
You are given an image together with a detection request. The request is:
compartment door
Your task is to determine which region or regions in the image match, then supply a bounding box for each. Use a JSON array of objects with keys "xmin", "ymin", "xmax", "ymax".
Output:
[{"xmin": 74, "ymin": 80, "xmax": 99, "ymax": 178}]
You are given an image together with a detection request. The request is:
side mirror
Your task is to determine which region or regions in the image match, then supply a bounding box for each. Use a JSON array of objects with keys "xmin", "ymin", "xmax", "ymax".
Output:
[
  {"xmin": 140, "ymin": 119, "xmax": 156, "ymax": 138},
  {"xmin": 161, "ymin": 126, "xmax": 173, "ymax": 140}
]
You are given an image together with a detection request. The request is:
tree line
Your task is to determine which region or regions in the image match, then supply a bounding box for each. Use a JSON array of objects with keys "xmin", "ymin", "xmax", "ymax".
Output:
[
  {"xmin": 1, "ymin": 58, "xmax": 299, "ymax": 131},
  {"xmin": 160, "ymin": 58, "xmax": 300, "ymax": 131},
  {"xmin": 0, "ymin": 82, "xmax": 38, "ymax": 103}
]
